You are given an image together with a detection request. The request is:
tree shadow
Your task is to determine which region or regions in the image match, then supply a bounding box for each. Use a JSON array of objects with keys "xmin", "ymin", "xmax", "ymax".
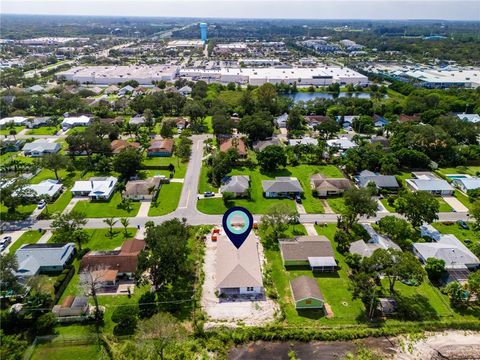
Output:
[
  {"xmin": 392, "ymin": 293, "xmax": 439, "ymax": 321},
  {"xmin": 259, "ymin": 168, "xmax": 292, "ymax": 178}
]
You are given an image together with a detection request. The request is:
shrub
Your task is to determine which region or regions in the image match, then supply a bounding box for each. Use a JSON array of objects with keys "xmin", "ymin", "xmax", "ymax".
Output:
[
  {"xmin": 112, "ymin": 305, "xmax": 138, "ymax": 336},
  {"xmin": 138, "ymin": 291, "xmax": 157, "ymax": 319},
  {"xmin": 35, "ymin": 313, "xmax": 57, "ymax": 336}
]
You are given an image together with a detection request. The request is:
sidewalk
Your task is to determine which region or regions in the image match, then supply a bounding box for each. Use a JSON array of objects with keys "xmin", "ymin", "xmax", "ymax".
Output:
[{"xmin": 37, "ymin": 230, "xmax": 53, "ymax": 244}]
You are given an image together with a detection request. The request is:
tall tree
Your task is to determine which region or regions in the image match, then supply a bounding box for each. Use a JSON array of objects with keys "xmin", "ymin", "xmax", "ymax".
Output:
[
  {"xmin": 340, "ymin": 188, "xmax": 378, "ymax": 230},
  {"xmin": 35, "ymin": 153, "xmax": 69, "ymax": 180},
  {"xmin": 103, "ymin": 217, "xmax": 118, "ymax": 239},
  {"xmin": 257, "ymin": 145, "xmax": 287, "ymax": 171},
  {"xmin": 113, "ymin": 147, "xmax": 143, "ymax": 179},
  {"xmin": 136, "ymin": 219, "xmax": 190, "ymax": 293},
  {"xmin": 238, "ymin": 111, "xmax": 274, "ymax": 141},
  {"xmin": 80, "ymin": 265, "xmax": 109, "ymax": 321},
  {"xmin": 182, "ymin": 100, "xmax": 206, "ymax": 131},
  {"xmin": 286, "ymin": 107, "xmax": 305, "ymax": 131},
  {"xmin": 51, "ymin": 211, "xmax": 88, "ymax": 246},
  {"xmin": 0, "ymin": 179, "xmax": 36, "ymax": 214},
  {"xmin": 260, "ymin": 203, "xmax": 299, "ymax": 244},
  {"xmin": 396, "ymin": 191, "xmax": 439, "ymax": 228},
  {"xmin": 120, "ymin": 218, "xmax": 130, "ymax": 237},
  {"xmin": 0, "ymin": 253, "xmax": 22, "ymax": 295},
  {"xmin": 212, "ymin": 111, "xmax": 234, "ymax": 135}
]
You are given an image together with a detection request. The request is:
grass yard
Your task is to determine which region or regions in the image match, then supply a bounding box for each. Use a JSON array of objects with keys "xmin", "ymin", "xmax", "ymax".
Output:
[
  {"xmin": 0, "ymin": 126, "xmax": 24, "ymax": 135},
  {"xmin": 0, "ymin": 203, "xmax": 36, "ymax": 220},
  {"xmin": 432, "ymin": 222, "xmax": 479, "ymax": 246},
  {"xmin": 143, "ymin": 156, "xmax": 187, "ymax": 178},
  {"xmin": 8, "ymin": 230, "xmax": 44, "ymax": 253},
  {"xmin": 148, "ymin": 182, "xmax": 183, "ymax": 216},
  {"xmin": 31, "ymin": 343, "xmax": 105, "ymax": 360},
  {"xmin": 437, "ymin": 197, "xmax": 453, "ymax": 212},
  {"xmin": 0, "ymin": 151, "xmax": 19, "ymax": 163},
  {"xmin": 437, "ymin": 166, "xmax": 480, "ymax": 177},
  {"xmin": 27, "ymin": 126, "xmax": 59, "ymax": 135},
  {"xmin": 46, "ymin": 190, "xmax": 73, "ymax": 216},
  {"xmin": 453, "ymin": 190, "xmax": 474, "ymax": 210},
  {"xmin": 263, "ymin": 223, "xmax": 365, "ymax": 325},
  {"xmin": 326, "ymin": 197, "xmax": 346, "ymax": 214},
  {"xmin": 197, "ymin": 164, "xmax": 342, "ymax": 214},
  {"xmin": 198, "ymin": 163, "xmax": 218, "ymax": 193},
  {"xmin": 71, "ymin": 192, "xmax": 140, "ymax": 218}
]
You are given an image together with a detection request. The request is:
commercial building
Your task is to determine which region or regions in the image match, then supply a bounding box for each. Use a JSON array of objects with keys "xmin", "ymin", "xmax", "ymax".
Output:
[
  {"xmin": 57, "ymin": 65, "xmax": 179, "ymax": 85},
  {"xmin": 166, "ymin": 40, "xmax": 204, "ymax": 49},
  {"xmin": 179, "ymin": 66, "xmax": 368, "ymax": 86}
]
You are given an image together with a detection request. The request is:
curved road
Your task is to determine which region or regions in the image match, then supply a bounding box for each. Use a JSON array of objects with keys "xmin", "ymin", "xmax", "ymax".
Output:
[{"xmin": 1, "ymin": 134, "xmax": 470, "ymax": 231}]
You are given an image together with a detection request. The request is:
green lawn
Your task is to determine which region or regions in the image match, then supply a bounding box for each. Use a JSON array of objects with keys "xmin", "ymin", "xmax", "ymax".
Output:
[
  {"xmin": 71, "ymin": 192, "xmax": 140, "ymax": 218},
  {"xmin": 437, "ymin": 166, "xmax": 480, "ymax": 177},
  {"xmin": 437, "ymin": 197, "xmax": 453, "ymax": 212},
  {"xmin": 0, "ymin": 204, "xmax": 36, "ymax": 220},
  {"xmin": 380, "ymin": 198, "xmax": 396, "ymax": 212},
  {"xmin": 326, "ymin": 197, "xmax": 346, "ymax": 214},
  {"xmin": 0, "ymin": 151, "xmax": 19, "ymax": 163},
  {"xmin": 8, "ymin": 230, "xmax": 44, "ymax": 253},
  {"xmin": 143, "ymin": 156, "xmax": 187, "ymax": 178},
  {"xmin": 264, "ymin": 223, "xmax": 365, "ymax": 325},
  {"xmin": 27, "ymin": 126, "xmax": 59, "ymax": 135},
  {"xmin": 198, "ymin": 163, "xmax": 218, "ymax": 193},
  {"xmin": 197, "ymin": 164, "xmax": 343, "ymax": 214},
  {"xmin": 432, "ymin": 222, "xmax": 479, "ymax": 245},
  {"xmin": 0, "ymin": 126, "xmax": 24, "ymax": 135},
  {"xmin": 148, "ymin": 183, "xmax": 183, "ymax": 216},
  {"xmin": 203, "ymin": 115, "xmax": 213, "ymax": 134},
  {"xmin": 46, "ymin": 190, "xmax": 73, "ymax": 216},
  {"xmin": 453, "ymin": 190, "xmax": 473, "ymax": 210},
  {"xmin": 31, "ymin": 343, "xmax": 104, "ymax": 360}
]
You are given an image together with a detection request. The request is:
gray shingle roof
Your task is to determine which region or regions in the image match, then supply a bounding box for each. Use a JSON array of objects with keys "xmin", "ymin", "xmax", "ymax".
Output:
[
  {"xmin": 280, "ymin": 236, "xmax": 334, "ymax": 261},
  {"xmin": 290, "ymin": 275, "xmax": 324, "ymax": 302},
  {"xmin": 220, "ymin": 175, "xmax": 250, "ymax": 194},
  {"xmin": 262, "ymin": 177, "xmax": 303, "ymax": 193},
  {"xmin": 358, "ymin": 174, "xmax": 399, "ymax": 188}
]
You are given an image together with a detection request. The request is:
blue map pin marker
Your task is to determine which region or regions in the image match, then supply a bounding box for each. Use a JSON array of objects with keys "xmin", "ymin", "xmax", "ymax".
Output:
[{"xmin": 222, "ymin": 206, "xmax": 253, "ymax": 249}]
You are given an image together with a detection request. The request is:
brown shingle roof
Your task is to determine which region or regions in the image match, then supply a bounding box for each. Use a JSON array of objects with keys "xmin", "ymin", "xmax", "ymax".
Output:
[
  {"xmin": 280, "ymin": 236, "xmax": 334, "ymax": 261},
  {"xmin": 148, "ymin": 139, "xmax": 174, "ymax": 153},
  {"xmin": 111, "ymin": 139, "xmax": 140, "ymax": 154},
  {"xmin": 310, "ymin": 174, "xmax": 352, "ymax": 192},
  {"xmin": 290, "ymin": 276, "xmax": 324, "ymax": 302},
  {"xmin": 80, "ymin": 239, "xmax": 145, "ymax": 273},
  {"xmin": 219, "ymin": 138, "xmax": 247, "ymax": 156},
  {"xmin": 123, "ymin": 178, "xmax": 161, "ymax": 197}
]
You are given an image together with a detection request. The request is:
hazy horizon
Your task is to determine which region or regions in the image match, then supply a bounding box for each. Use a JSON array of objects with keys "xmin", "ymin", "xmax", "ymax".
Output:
[{"xmin": 1, "ymin": 0, "xmax": 480, "ymax": 21}]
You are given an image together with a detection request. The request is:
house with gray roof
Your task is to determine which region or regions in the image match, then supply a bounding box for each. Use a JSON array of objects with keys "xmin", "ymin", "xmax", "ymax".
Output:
[
  {"xmin": 349, "ymin": 224, "xmax": 401, "ymax": 257},
  {"xmin": 456, "ymin": 113, "xmax": 480, "ymax": 123},
  {"xmin": 252, "ymin": 137, "xmax": 282, "ymax": 152},
  {"xmin": 288, "ymin": 137, "xmax": 318, "ymax": 146},
  {"xmin": 15, "ymin": 243, "xmax": 75, "ymax": 281},
  {"xmin": 26, "ymin": 117, "xmax": 50, "ymax": 129},
  {"xmin": 310, "ymin": 174, "xmax": 351, "ymax": 197},
  {"xmin": 452, "ymin": 177, "xmax": 480, "ymax": 193},
  {"xmin": 356, "ymin": 170, "xmax": 399, "ymax": 190},
  {"xmin": 22, "ymin": 139, "xmax": 61, "ymax": 157},
  {"xmin": 280, "ymin": 236, "xmax": 336, "ymax": 271},
  {"xmin": 220, "ymin": 175, "xmax": 250, "ymax": 197},
  {"xmin": 17, "ymin": 179, "xmax": 63, "ymax": 200},
  {"xmin": 215, "ymin": 232, "xmax": 263, "ymax": 296},
  {"xmin": 406, "ymin": 176, "xmax": 453, "ymax": 196},
  {"xmin": 275, "ymin": 113, "xmax": 288, "ymax": 128},
  {"xmin": 290, "ymin": 276, "xmax": 325, "ymax": 310},
  {"xmin": 262, "ymin": 177, "xmax": 303, "ymax": 198}
]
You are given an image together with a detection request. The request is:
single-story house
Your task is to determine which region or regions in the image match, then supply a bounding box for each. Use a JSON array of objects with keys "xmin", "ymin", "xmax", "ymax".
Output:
[
  {"xmin": 310, "ymin": 174, "xmax": 352, "ymax": 197},
  {"xmin": 216, "ymin": 232, "xmax": 264, "ymax": 296},
  {"xmin": 290, "ymin": 276, "xmax": 325, "ymax": 310},
  {"xmin": 80, "ymin": 239, "xmax": 146, "ymax": 285},
  {"xmin": 262, "ymin": 177, "xmax": 303, "ymax": 198},
  {"xmin": 52, "ymin": 296, "xmax": 89, "ymax": 318},
  {"xmin": 220, "ymin": 175, "xmax": 250, "ymax": 197},
  {"xmin": 178, "ymin": 85, "xmax": 192, "ymax": 96},
  {"xmin": 1, "ymin": 139, "xmax": 25, "ymax": 153},
  {"xmin": 349, "ymin": 240, "xmax": 382, "ymax": 258},
  {"xmin": 22, "ymin": 139, "xmax": 61, "ymax": 157},
  {"xmin": 349, "ymin": 224, "xmax": 401, "ymax": 258},
  {"xmin": 356, "ymin": 170, "xmax": 399, "ymax": 190},
  {"xmin": 335, "ymin": 115, "xmax": 358, "ymax": 130},
  {"xmin": 18, "ymin": 179, "xmax": 63, "ymax": 200},
  {"xmin": 105, "ymin": 84, "xmax": 119, "ymax": 94},
  {"xmin": 452, "ymin": 177, "xmax": 480, "ymax": 193},
  {"xmin": 406, "ymin": 173, "xmax": 454, "ymax": 196},
  {"xmin": 26, "ymin": 85, "xmax": 45, "ymax": 93},
  {"xmin": 111, "ymin": 139, "xmax": 140, "ymax": 154},
  {"xmin": 0, "ymin": 116, "xmax": 28, "ymax": 127},
  {"xmin": 304, "ymin": 115, "xmax": 329, "ymax": 129},
  {"xmin": 118, "ymin": 85, "xmax": 135, "ymax": 96},
  {"xmin": 61, "ymin": 115, "xmax": 91, "ymax": 130},
  {"xmin": 326, "ymin": 137, "xmax": 356, "ymax": 151},
  {"xmin": 123, "ymin": 177, "xmax": 162, "ymax": 200},
  {"xmin": 71, "ymin": 176, "xmax": 118, "ymax": 200},
  {"xmin": 373, "ymin": 114, "xmax": 389, "ymax": 128},
  {"xmin": 288, "ymin": 137, "xmax": 318, "ymax": 146},
  {"xmin": 279, "ymin": 236, "xmax": 336, "ymax": 271},
  {"xmin": 130, "ymin": 115, "xmax": 146, "ymax": 125},
  {"xmin": 252, "ymin": 137, "xmax": 282, "ymax": 152},
  {"xmin": 456, "ymin": 113, "xmax": 480, "ymax": 123},
  {"xmin": 172, "ymin": 117, "xmax": 188, "ymax": 130},
  {"xmin": 26, "ymin": 117, "xmax": 50, "ymax": 129},
  {"xmin": 420, "ymin": 223, "xmax": 442, "ymax": 241},
  {"xmin": 413, "ymin": 234, "xmax": 480, "ymax": 270},
  {"xmin": 147, "ymin": 139, "xmax": 174, "ymax": 157},
  {"xmin": 219, "ymin": 137, "xmax": 247, "ymax": 158},
  {"xmin": 15, "ymin": 243, "xmax": 75, "ymax": 280},
  {"xmin": 275, "ymin": 113, "xmax": 288, "ymax": 128},
  {"xmin": 370, "ymin": 136, "xmax": 390, "ymax": 149}
]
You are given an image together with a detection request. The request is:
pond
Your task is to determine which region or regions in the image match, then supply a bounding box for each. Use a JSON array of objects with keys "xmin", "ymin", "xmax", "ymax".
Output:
[{"xmin": 284, "ymin": 92, "xmax": 375, "ymax": 102}]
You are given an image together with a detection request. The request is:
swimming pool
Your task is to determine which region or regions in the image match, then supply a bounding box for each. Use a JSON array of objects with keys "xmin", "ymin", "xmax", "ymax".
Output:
[{"xmin": 446, "ymin": 174, "xmax": 471, "ymax": 180}]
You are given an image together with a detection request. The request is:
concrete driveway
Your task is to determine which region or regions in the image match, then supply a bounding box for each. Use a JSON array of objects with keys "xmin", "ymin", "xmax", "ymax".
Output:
[
  {"xmin": 3, "ymin": 230, "xmax": 27, "ymax": 254},
  {"xmin": 442, "ymin": 196, "xmax": 469, "ymax": 213},
  {"xmin": 137, "ymin": 200, "xmax": 151, "ymax": 217}
]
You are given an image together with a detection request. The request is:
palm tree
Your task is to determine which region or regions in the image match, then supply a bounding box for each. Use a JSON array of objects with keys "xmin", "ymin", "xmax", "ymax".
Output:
[
  {"xmin": 120, "ymin": 218, "xmax": 130, "ymax": 238},
  {"xmin": 103, "ymin": 217, "xmax": 117, "ymax": 239},
  {"xmin": 9, "ymin": 128, "xmax": 17, "ymax": 139}
]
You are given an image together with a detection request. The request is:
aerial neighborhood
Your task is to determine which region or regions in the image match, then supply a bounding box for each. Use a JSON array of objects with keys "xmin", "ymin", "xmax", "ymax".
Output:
[{"xmin": 0, "ymin": 12, "xmax": 480, "ymax": 360}]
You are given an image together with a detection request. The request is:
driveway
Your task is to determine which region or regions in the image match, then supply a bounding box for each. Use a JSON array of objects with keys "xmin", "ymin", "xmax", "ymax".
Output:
[
  {"xmin": 320, "ymin": 199, "xmax": 334, "ymax": 214},
  {"xmin": 304, "ymin": 223, "xmax": 318, "ymax": 236},
  {"xmin": 295, "ymin": 202, "xmax": 307, "ymax": 215},
  {"xmin": 3, "ymin": 230, "xmax": 26, "ymax": 254},
  {"xmin": 37, "ymin": 230, "xmax": 53, "ymax": 244},
  {"xmin": 137, "ymin": 200, "xmax": 151, "ymax": 217},
  {"xmin": 442, "ymin": 196, "xmax": 469, "ymax": 213},
  {"xmin": 62, "ymin": 196, "xmax": 89, "ymax": 215},
  {"xmin": 377, "ymin": 199, "xmax": 389, "ymax": 213}
]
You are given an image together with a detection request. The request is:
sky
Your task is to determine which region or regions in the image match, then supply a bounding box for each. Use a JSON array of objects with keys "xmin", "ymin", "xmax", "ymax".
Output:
[{"xmin": 1, "ymin": 0, "xmax": 480, "ymax": 21}]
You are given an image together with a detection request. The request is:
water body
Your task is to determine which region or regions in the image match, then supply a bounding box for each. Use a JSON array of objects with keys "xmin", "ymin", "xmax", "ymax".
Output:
[{"xmin": 284, "ymin": 92, "xmax": 373, "ymax": 102}]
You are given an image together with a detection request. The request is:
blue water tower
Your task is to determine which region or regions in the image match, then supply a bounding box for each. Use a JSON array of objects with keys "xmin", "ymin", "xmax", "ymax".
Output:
[{"xmin": 200, "ymin": 23, "xmax": 208, "ymax": 42}]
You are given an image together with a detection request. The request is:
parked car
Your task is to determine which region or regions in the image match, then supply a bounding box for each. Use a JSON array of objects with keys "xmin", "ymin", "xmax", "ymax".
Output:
[
  {"xmin": 295, "ymin": 195, "xmax": 302, "ymax": 204},
  {"xmin": 456, "ymin": 220, "xmax": 469, "ymax": 230},
  {"xmin": 204, "ymin": 191, "xmax": 215, "ymax": 198},
  {"xmin": 37, "ymin": 199, "xmax": 46, "ymax": 209},
  {"xmin": 0, "ymin": 236, "xmax": 12, "ymax": 251}
]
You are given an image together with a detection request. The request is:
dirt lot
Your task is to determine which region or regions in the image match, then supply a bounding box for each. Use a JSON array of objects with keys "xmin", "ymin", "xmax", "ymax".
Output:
[{"xmin": 201, "ymin": 231, "xmax": 278, "ymax": 328}]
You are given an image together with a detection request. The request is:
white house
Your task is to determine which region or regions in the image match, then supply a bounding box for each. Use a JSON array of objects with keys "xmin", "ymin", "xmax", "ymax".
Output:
[
  {"xmin": 61, "ymin": 115, "xmax": 91, "ymax": 130},
  {"xmin": 178, "ymin": 85, "xmax": 192, "ymax": 96},
  {"xmin": 216, "ymin": 231, "xmax": 264, "ymax": 296},
  {"xmin": 452, "ymin": 177, "xmax": 480, "ymax": 193},
  {"xmin": 0, "ymin": 116, "xmax": 29, "ymax": 127},
  {"xmin": 22, "ymin": 139, "xmax": 61, "ymax": 157},
  {"xmin": 406, "ymin": 177, "xmax": 454, "ymax": 196},
  {"xmin": 456, "ymin": 113, "xmax": 480, "ymax": 123},
  {"xmin": 17, "ymin": 180, "xmax": 63, "ymax": 200},
  {"xmin": 288, "ymin": 137, "xmax": 318, "ymax": 146},
  {"xmin": 275, "ymin": 113, "xmax": 288, "ymax": 128},
  {"xmin": 326, "ymin": 136, "xmax": 356, "ymax": 151},
  {"xmin": 71, "ymin": 176, "xmax": 118, "ymax": 200}
]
